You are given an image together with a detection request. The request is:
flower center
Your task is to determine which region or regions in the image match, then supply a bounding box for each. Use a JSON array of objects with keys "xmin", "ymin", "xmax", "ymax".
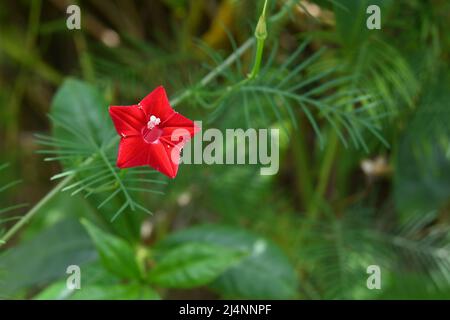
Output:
[
  {"xmin": 147, "ymin": 115, "xmax": 161, "ymax": 129},
  {"xmin": 142, "ymin": 115, "xmax": 162, "ymax": 144}
]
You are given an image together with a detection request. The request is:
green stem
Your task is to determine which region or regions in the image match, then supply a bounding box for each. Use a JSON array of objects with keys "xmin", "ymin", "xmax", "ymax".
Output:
[
  {"xmin": 269, "ymin": 0, "xmax": 296, "ymax": 24},
  {"xmin": 308, "ymin": 130, "xmax": 339, "ymax": 216},
  {"xmin": 170, "ymin": 0, "xmax": 293, "ymax": 106},
  {"xmin": 248, "ymin": 0, "xmax": 268, "ymax": 79},
  {"xmin": 248, "ymin": 38, "xmax": 265, "ymax": 79},
  {"xmin": 170, "ymin": 38, "xmax": 255, "ymax": 107},
  {"xmin": 292, "ymin": 119, "xmax": 313, "ymax": 210},
  {"xmin": 0, "ymin": 66, "xmax": 225, "ymax": 247},
  {"xmin": 1, "ymin": 0, "xmax": 294, "ymax": 247},
  {"xmin": 74, "ymin": 33, "xmax": 95, "ymax": 83},
  {"xmin": 0, "ymin": 175, "xmax": 73, "ymax": 247},
  {"xmin": 0, "ymin": 141, "xmax": 111, "ymax": 247}
]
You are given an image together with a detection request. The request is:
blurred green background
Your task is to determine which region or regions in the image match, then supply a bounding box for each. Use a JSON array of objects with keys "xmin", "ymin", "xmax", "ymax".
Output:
[{"xmin": 0, "ymin": 0, "xmax": 449, "ymax": 299}]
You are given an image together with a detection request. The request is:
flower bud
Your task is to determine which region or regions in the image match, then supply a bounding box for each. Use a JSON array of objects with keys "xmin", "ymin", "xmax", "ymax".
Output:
[{"xmin": 255, "ymin": 13, "xmax": 267, "ymax": 40}]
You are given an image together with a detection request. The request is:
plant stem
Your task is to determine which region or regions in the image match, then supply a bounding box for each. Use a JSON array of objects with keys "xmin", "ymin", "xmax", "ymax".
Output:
[
  {"xmin": 0, "ymin": 175, "xmax": 73, "ymax": 247},
  {"xmin": 0, "ymin": 39, "xmax": 250, "ymax": 247},
  {"xmin": 292, "ymin": 118, "xmax": 313, "ymax": 210},
  {"xmin": 74, "ymin": 33, "xmax": 95, "ymax": 83},
  {"xmin": 170, "ymin": 38, "xmax": 255, "ymax": 107},
  {"xmin": 170, "ymin": 0, "xmax": 294, "ymax": 106},
  {"xmin": 248, "ymin": 37, "xmax": 265, "ymax": 79},
  {"xmin": 308, "ymin": 130, "xmax": 339, "ymax": 217},
  {"xmin": 248, "ymin": 0, "xmax": 268, "ymax": 79},
  {"xmin": 0, "ymin": 145, "xmax": 107, "ymax": 247},
  {"xmin": 1, "ymin": 0, "xmax": 296, "ymax": 247},
  {"xmin": 0, "ymin": 62, "xmax": 225, "ymax": 246}
]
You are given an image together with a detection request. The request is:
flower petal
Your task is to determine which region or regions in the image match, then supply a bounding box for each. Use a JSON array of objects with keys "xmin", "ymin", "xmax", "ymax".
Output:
[
  {"xmin": 161, "ymin": 113, "xmax": 200, "ymax": 143},
  {"xmin": 139, "ymin": 86, "xmax": 174, "ymax": 121},
  {"xmin": 116, "ymin": 136, "xmax": 151, "ymax": 168},
  {"xmin": 147, "ymin": 142, "xmax": 181, "ymax": 179},
  {"xmin": 117, "ymin": 137, "xmax": 180, "ymax": 178},
  {"xmin": 109, "ymin": 105, "xmax": 146, "ymax": 137}
]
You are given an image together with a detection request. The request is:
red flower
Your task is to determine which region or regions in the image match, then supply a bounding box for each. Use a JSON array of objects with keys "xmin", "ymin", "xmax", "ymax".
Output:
[{"xmin": 109, "ymin": 86, "xmax": 199, "ymax": 178}]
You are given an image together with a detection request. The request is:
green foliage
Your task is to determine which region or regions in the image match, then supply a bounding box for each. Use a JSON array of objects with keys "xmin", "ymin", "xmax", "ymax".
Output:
[
  {"xmin": 51, "ymin": 79, "xmax": 114, "ymax": 149},
  {"xmin": 66, "ymin": 283, "xmax": 160, "ymax": 300},
  {"xmin": 149, "ymin": 242, "xmax": 245, "ymax": 288},
  {"xmin": 81, "ymin": 219, "xmax": 142, "ymax": 280},
  {"xmin": 297, "ymin": 208, "xmax": 450, "ymax": 299},
  {"xmin": 190, "ymin": 37, "xmax": 388, "ymax": 151},
  {"xmin": 34, "ymin": 261, "xmax": 160, "ymax": 300},
  {"xmin": 0, "ymin": 218, "xmax": 95, "ymax": 298},
  {"xmin": 0, "ymin": 164, "xmax": 27, "ymax": 242},
  {"xmin": 37, "ymin": 281, "xmax": 159, "ymax": 300},
  {"xmin": 159, "ymin": 225, "xmax": 298, "ymax": 299},
  {"xmin": 333, "ymin": 0, "xmax": 391, "ymax": 46},
  {"xmin": 329, "ymin": 0, "xmax": 417, "ymax": 125},
  {"xmin": 395, "ymin": 73, "xmax": 450, "ymax": 215},
  {"xmin": 383, "ymin": 212, "xmax": 450, "ymax": 292},
  {"xmin": 36, "ymin": 79, "xmax": 167, "ymax": 221},
  {"xmin": 1, "ymin": 0, "xmax": 449, "ymax": 301},
  {"xmin": 378, "ymin": 273, "xmax": 450, "ymax": 299}
]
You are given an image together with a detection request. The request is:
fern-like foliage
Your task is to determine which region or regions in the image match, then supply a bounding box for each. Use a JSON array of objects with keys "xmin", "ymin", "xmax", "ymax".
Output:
[
  {"xmin": 346, "ymin": 39, "xmax": 417, "ymax": 115},
  {"xmin": 394, "ymin": 71, "xmax": 450, "ymax": 216},
  {"xmin": 298, "ymin": 207, "xmax": 450, "ymax": 299},
  {"xmin": 0, "ymin": 163, "xmax": 27, "ymax": 242},
  {"xmin": 328, "ymin": 0, "xmax": 418, "ymax": 118},
  {"xmin": 187, "ymin": 37, "xmax": 388, "ymax": 151},
  {"xmin": 90, "ymin": 36, "xmax": 195, "ymax": 102},
  {"xmin": 381, "ymin": 211, "xmax": 450, "ymax": 291},
  {"xmin": 35, "ymin": 80, "xmax": 167, "ymax": 221}
]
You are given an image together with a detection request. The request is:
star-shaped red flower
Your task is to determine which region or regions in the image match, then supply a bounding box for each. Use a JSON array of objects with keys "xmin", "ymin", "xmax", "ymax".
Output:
[{"xmin": 109, "ymin": 86, "xmax": 199, "ymax": 178}]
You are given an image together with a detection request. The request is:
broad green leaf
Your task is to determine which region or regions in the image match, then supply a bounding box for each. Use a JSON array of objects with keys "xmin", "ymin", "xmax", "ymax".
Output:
[
  {"xmin": 148, "ymin": 242, "xmax": 245, "ymax": 288},
  {"xmin": 34, "ymin": 261, "xmax": 118, "ymax": 299},
  {"xmin": 34, "ymin": 262, "xmax": 159, "ymax": 300},
  {"xmin": 51, "ymin": 78, "xmax": 113, "ymax": 155},
  {"xmin": 81, "ymin": 219, "xmax": 141, "ymax": 280},
  {"xmin": 36, "ymin": 281, "xmax": 160, "ymax": 300},
  {"xmin": 0, "ymin": 218, "xmax": 96, "ymax": 298},
  {"xmin": 158, "ymin": 225, "xmax": 298, "ymax": 299},
  {"xmin": 34, "ymin": 281, "xmax": 72, "ymax": 300},
  {"xmin": 71, "ymin": 283, "xmax": 159, "ymax": 300}
]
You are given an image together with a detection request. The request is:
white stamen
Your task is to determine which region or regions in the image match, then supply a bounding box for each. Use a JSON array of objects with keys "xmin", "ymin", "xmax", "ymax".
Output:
[{"xmin": 147, "ymin": 115, "xmax": 161, "ymax": 129}]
